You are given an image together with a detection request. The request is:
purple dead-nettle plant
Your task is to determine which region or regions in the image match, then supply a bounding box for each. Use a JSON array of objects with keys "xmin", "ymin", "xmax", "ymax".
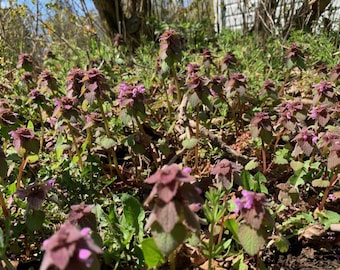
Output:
[
  {"xmin": 187, "ymin": 62, "xmax": 201, "ymax": 76},
  {"xmin": 314, "ymin": 62, "xmax": 329, "ymax": 77},
  {"xmin": 15, "ymin": 179, "xmax": 55, "ymax": 210},
  {"xmin": 285, "ymin": 43, "xmax": 305, "ymax": 69},
  {"xmin": 0, "ymin": 109, "xmax": 17, "ymax": 125},
  {"xmin": 17, "ymin": 53, "xmax": 33, "ymax": 71},
  {"xmin": 261, "ymin": 80, "xmax": 277, "ymax": 98},
  {"xmin": 277, "ymin": 100, "xmax": 306, "ymax": 132},
  {"xmin": 118, "ymin": 82, "xmax": 146, "ymax": 109},
  {"xmin": 220, "ymin": 51, "xmax": 237, "ymax": 72},
  {"xmin": 292, "ymin": 127, "xmax": 318, "ymax": 157},
  {"xmin": 144, "ymin": 164, "xmax": 203, "ymax": 248},
  {"xmin": 330, "ymin": 63, "xmax": 340, "ymax": 82},
  {"xmin": 9, "ymin": 127, "xmax": 39, "ymax": 154},
  {"xmin": 208, "ymin": 74, "xmax": 226, "ymax": 97},
  {"xmin": 225, "ymin": 72, "xmax": 247, "ymax": 97},
  {"xmin": 38, "ymin": 70, "xmax": 58, "ymax": 94},
  {"xmin": 81, "ymin": 68, "xmax": 111, "ymax": 104},
  {"xmin": 309, "ymin": 104, "xmax": 330, "ymax": 127},
  {"xmin": 202, "ymin": 48, "xmax": 215, "ymax": 70},
  {"xmin": 53, "ymin": 96, "xmax": 80, "ymax": 121},
  {"xmin": 83, "ymin": 112, "xmax": 104, "ymax": 130},
  {"xmin": 320, "ymin": 131, "xmax": 340, "ymax": 150},
  {"xmin": 40, "ymin": 222, "xmax": 102, "ymax": 270},
  {"xmin": 159, "ymin": 29, "xmax": 182, "ymax": 65},
  {"xmin": 327, "ymin": 139, "xmax": 340, "ymax": 169},
  {"xmin": 234, "ymin": 190, "xmax": 269, "ymax": 229},
  {"xmin": 29, "ymin": 88, "xmax": 47, "ymax": 105},
  {"xmin": 21, "ymin": 71, "xmax": 33, "ymax": 85},
  {"xmin": 312, "ymin": 80, "xmax": 335, "ymax": 105},
  {"xmin": 66, "ymin": 68, "xmax": 85, "ymax": 98},
  {"xmin": 250, "ymin": 112, "xmax": 273, "ymax": 142},
  {"xmin": 68, "ymin": 202, "xmax": 97, "ymax": 231},
  {"xmin": 210, "ymin": 159, "xmax": 243, "ymax": 189},
  {"xmin": 186, "ymin": 72, "xmax": 209, "ymax": 94}
]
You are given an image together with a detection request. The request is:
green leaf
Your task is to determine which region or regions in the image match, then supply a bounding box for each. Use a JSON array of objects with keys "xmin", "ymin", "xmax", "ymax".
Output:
[
  {"xmin": 26, "ymin": 210, "xmax": 45, "ymax": 231},
  {"xmin": 311, "ymin": 179, "xmax": 329, "ymax": 187},
  {"xmin": 141, "ymin": 238, "xmax": 165, "ymax": 268},
  {"xmin": 245, "ymin": 159, "xmax": 258, "ymax": 170},
  {"xmin": 317, "ymin": 210, "xmax": 340, "ymax": 230},
  {"xmin": 290, "ymin": 160, "xmax": 303, "ymax": 171},
  {"xmin": 275, "ymin": 236, "xmax": 290, "ymax": 253},
  {"xmin": 224, "ymin": 218, "xmax": 239, "ymax": 242},
  {"xmin": 121, "ymin": 193, "xmax": 145, "ymax": 239},
  {"xmin": 27, "ymin": 121, "xmax": 34, "ymax": 131},
  {"xmin": 151, "ymin": 222, "xmax": 187, "ymax": 256},
  {"xmin": 238, "ymin": 224, "xmax": 266, "ymax": 256},
  {"xmin": 96, "ymin": 136, "xmax": 116, "ymax": 150},
  {"xmin": 241, "ymin": 170, "xmax": 254, "ymax": 191},
  {"xmin": 288, "ymin": 168, "xmax": 305, "ymax": 187},
  {"xmin": 188, "ymin": 92, "xmax": 200, "ymax": 108},
  {"xmin": 182, "ymin": 137, "xmax": 198, "ymax": 149}
]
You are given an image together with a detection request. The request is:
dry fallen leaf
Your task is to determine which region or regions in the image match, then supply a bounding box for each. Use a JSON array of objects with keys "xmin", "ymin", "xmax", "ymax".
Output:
[{"xmin": 298, "ymin": 223, "xmax": 325, "ymax": 241}]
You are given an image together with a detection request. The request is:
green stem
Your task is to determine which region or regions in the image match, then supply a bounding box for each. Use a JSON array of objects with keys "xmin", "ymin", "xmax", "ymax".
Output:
[
  {"xmin": 39, "ymin": 107, "xmax": 44, "ymax": 153},
  {"xmin": 0, "ymin": 181, "xmax": 9, "ymax": 219},
  {"xmin": 97, "ymin": 96, "xmax": 123, "ymax": 180},
  {"xmin": 261, "ymin": 139, "xmax": 267, "ymax": 174},
  {"xmin": 16, "ymin": 155, "xmax": 28, "ymax": 189},
  {"xmin": 66, "ymin": 121, "xmax": 84, "ymax": 170},
  {"xmin": 171, "ymin": 66, "xmax": 181, "ymax": 103},
  {"xmin": 135, "ymin": 116, "xmax": 159, "ymax": 167},
  {"xmin": 169, "ymin": 250, "xmax": 176, "ymax": 270},
  {"xmin": 194, "ymin": 106, "xmax": 200, "ymax": 171},
  {"xmin": 208, "ymin": 221, "xmax": 215, "ymax": 270}
]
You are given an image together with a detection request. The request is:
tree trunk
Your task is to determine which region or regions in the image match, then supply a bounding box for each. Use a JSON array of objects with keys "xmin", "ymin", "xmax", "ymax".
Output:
[{"xmin": 92, "ymin": 0, "xmax": 152, "ymax": 46}]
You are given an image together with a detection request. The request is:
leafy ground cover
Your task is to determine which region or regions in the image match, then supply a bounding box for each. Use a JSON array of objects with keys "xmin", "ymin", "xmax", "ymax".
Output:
[{"xmin": 0, "ymin": 25, "xmax": 340, "ymax": 270}]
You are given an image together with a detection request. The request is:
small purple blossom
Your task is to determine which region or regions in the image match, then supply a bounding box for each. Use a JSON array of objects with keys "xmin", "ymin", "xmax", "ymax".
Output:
[
  {"xmin": 15, "ymin": 179, "xmax": 55, "ymax": 210},
  {"xmin": 292, "ymin": 128, "xmax": 318, "ymax": 157},
  {"xmin": 225, "ymin": 73, "xmax": 247, "ymax": 96},
  {"xmin": 118, "ymin": 82, "xmax": 146, "ymax": 108},
  {"xmin": 40, "ymin": 222, "xmax": 102, "ymax": 270},
  {"xmin": 312, "ymin": 81, "xmax": 335, "ymax": 104},
  {"xmin": 233, "ymin": 190, "xmax": 268, "ymax": 229},
  {"xmin": 309, "ymin": 105, "xmax": 329, "ymax": 127}
]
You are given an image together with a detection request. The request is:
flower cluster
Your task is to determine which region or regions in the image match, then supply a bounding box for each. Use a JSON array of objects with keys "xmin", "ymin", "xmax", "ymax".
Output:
[
  {"xmin": 144, "ymin": 164, "xmax": 202, "ymax": 235},
  {"xmin": 118, "ymin": 82, "xmax": 146, "ymax": 108},
  {"xmin": 309, "ymin": 104, "xmax": 329, "ymax": 127},
  {"xmin": 292, "ymin": 127, "xmax": 318, "ymax": 157},
  {"xmin": 220, "ymin": 51, "xmax": 237, "ymax": 72},
  {"xmin": 210, "ymin": 159, "xmax": 242, "ymax": 189},
  {"xmin": 38, "ymin": 70, "xmax": 58, "ymax": 93},
  {"xmin": 53, "ymin": 96, "xmax": 79, "ymax": 120},
  {"xmin": 66, "ymin": 68, "xmax": 85, "ymax": 98},
  {"xmin": 68, "ymin": 202, "xmax": 97, "ymax": 231},
  {"xmin": 234, "ymin": 190, "xmax": 268, "ymax": 229},
  {"xmin": 250, "ymin": 112, "xmax": 272, "ymax": 142},
  {"xmin": 81, "ymin": 68, "xmax": 110, "ymax": 103},
  {"xmin": 312, "ymin": 80, "xmax": 335, "ymax": 104},
  {"xmin": 40, "ymin": 222, "xmax": 102, "ymax": 270},
  {"xmin": 277, "ymin": 100, "xmax": 305, "ymax": 131},
  {"xmin": 17, "ymin": 53, "xmax": 33, "ymax": 71}
]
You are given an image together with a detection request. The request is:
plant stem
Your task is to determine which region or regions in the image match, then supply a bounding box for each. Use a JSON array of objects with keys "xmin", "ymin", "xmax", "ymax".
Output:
[
  {"xmin": 169, "ymin": 250, "xmax": 176, "ymax": 270},
  {"xmin": 16, "ymin": 155, "xmax": 28, "ymax": 189},
  {"xmin": 171, "ymin": 66, "xmax": 181, "ymax": 103},
  {"xmin": 97, "ymin": 96, "xmax": 123, "ymax": 179},
  {"xmin": 261, "ymin": 139, "xmax": 267, "ymax": 174},
  {"xmin": 66, "ymin": 121, "xmax": 84, "ymax": 170},
  {"xmin": 39, "ymin": 107, "xmax": 44, "ymax": 153},
  {"xmin": 208, "ymin": 221, "xmax": 215, "ymax": 270},
  {"xmin": 194, "ymin": 106, "xmax": 200, "ymax": 171},
  {"xmin": 0, "ymin": 181, "xmax": 9, "ymax": 218},
  {"xmin": 319, "ymin": 171, "xmax": 339, "ymax": 210},
  {"xmin": 135, "ymin": 116, "xmax": 159, "ymax": 167}
]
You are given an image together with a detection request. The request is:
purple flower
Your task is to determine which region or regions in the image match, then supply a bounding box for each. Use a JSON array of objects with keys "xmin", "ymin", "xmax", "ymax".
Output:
[
  {"xmin": 309, "ymin": 105, "xmax": 329, "ymax": 127},
  {"xmin": 53, "ymin": 96, "xmax": 79, "ymax": 120},
  {"xmin": 285, "ymin": 43, "xmax": 304, "ymax": 60},
  {"xmin": 186, "ymin": 72, "xmax": 209, "ymax": 93},
  {"xmin": 187, "ymin": 63, "xmax": 200, "ymax": 75},
  {"xmin": 330, "ymin": 63, "xmax": 340, "ymax": 82},
  {"xmin": 81, "ymin": 68, "xmax": 110, "ymax": 103},
  {"xmin": 16, "ymin": 179, "xmax": 55, "ymax": 210},
  {"xmin": 40, "ymin": 222, "xmax": 102, "ymax": 270},
  {"xmin": 233, "ymin": 190, "xmax": 268, "ymax": 229},
  {"xmin": 118, "ymin": 82, "xmax": 146, "ymax": 108},
  {"xmin": 292, "ymin": 128, "xmax": 318, "ymax": 157},
  {"xmin": 312, "ymin": 81, "xmax": 335, "ymax": 104}
]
